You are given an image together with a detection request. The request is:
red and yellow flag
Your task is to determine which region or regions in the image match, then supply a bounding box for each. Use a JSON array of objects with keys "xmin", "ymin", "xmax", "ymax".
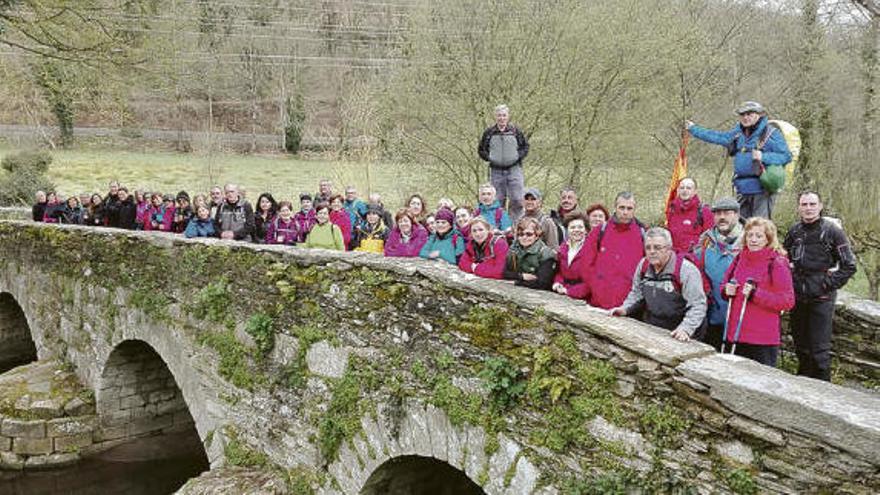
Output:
[{"xmin": 664, "ymin": 131, "xmax": 689, "ymax": 225}]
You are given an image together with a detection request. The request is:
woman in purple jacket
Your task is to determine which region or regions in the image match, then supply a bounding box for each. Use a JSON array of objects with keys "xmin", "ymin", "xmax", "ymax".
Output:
[{"xmin": 384, "ymin": 208, "xmax": 428, "ymax": 257}]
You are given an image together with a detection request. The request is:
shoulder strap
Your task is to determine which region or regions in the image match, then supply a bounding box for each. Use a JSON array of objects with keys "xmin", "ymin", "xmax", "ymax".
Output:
[
  {"xmin": 672, "ymin": 254, "xmax": 686, "ymax": 292},
  {"xmin": 696, "ymin": 203, "xmax": 704, "ymax": 228},
  {"xmin": 758, "ymin": 126, "xmax": 774, "ymax": 150},
  {"xmin": 495, "ymin": 207, "xmax": 503, "ymax": 226},
  {"xmin": 596, "ymin": 223, "xmax": 607, "ymax": 251}
]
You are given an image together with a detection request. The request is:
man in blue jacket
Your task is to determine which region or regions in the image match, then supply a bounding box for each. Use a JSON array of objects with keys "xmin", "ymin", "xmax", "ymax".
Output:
[
  {"xmin": 686, "ymin": 101, "xmax": 791, "ymax": 219},
  {"xmin": 692, "ymin": 197, "xmax": 743, "ymax": 350}
]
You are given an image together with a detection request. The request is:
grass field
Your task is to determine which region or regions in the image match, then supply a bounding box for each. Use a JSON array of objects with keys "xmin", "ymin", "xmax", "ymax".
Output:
[{"xmin": 4, "ymin": 147, "xmax": 432, "ymax": 210}]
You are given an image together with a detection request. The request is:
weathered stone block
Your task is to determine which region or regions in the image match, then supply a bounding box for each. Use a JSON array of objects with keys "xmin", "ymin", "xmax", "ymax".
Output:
[
  {"xmin": 148, "ymin": 389, "xmax": 176, "ymax": 404},
  {"xmin": 53, "ymin": 432, "xmax": 93, "ymax": 452},
  {"xmin": 0, "ymin": 436, "xmax": 11, "ymax": 452},
  {"xmin": 46, "ymin": 417, "xmax": 95, "ymax": 437},
  {"xmin": 2, "ymin": 418, "xmax": 46, "ymax": 439},
  {"xmin": 305, "ymin": 340, "xmax": 350, "ymax": 379},
  {"xmin": 13, "ymin": 436, "xmax": 53, "ymax": 455},
  {"xmin": 24, "ymin": 452, "xmax": 79, "ymax": 469},
  {"xmin": 29, "ymin": 399, "xmax": 64, "ymax": 418},
  {"xmin": 0, "ymin": 451, "xmax": 24, "ymax": 470},
  {"xmin": 716, "ymin": 440, "xmax": 754, "ymax": 466},
  {"xmin": 63, "ymin": 397, "xmax": 93, "ymax": 416}
]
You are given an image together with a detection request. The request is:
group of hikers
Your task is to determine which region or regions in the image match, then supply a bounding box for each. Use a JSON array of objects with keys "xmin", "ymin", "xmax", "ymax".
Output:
[{"xmin": 26, "ymin": 100, "xmax": 857, "ymax": 382}]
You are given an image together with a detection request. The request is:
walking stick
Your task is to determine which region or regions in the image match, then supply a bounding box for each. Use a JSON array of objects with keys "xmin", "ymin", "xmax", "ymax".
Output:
[
  {"xmin": 720, "ymin": 279, "xmax": 736, "ymax": 354},
  {"xmin": 730, "ymin": 279, "xmax": 754, "ymax": 355}
]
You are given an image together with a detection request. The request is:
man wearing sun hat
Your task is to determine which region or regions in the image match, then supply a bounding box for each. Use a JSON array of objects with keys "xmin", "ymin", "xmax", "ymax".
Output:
[{"xmin": 686, "ymin": 101, "xmax": 791, "ymax": 219}]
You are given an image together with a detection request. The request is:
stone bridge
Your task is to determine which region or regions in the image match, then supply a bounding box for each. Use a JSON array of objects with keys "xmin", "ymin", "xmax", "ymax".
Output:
[{"xmin": 0, "ymin": 220, "xmax": 878, "ymax": 494}]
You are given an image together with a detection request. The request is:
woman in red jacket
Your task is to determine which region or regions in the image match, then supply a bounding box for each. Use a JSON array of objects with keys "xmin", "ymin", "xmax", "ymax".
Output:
[
  {"xmin": 458, "ymin": 217, "xmax": 508, "ymax": 279},
  {"xmin": 666, "ymin": 177, "xmax": 712, "ymax": 253},
  {"xmin": 552, "ymin": 213, "xmax": 591, "ymax": 300},
  {"xmin": 721, "ymin": 217, "xmax": 795, "ymax": 366}
]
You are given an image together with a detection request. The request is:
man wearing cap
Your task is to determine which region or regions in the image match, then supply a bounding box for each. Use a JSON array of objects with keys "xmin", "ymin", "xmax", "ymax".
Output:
[
  {"xmin": 686, "ymin": 101, "xmax": 791, "ymax": 219},
  {"xmin": 783, "ymin": 191, "xmax": 857, "ymax": 381},
  {"xmin": 478, "ymin": 104, "xmax": 529, "ymax": 222},
  {"xmin": 691, "ymin": 197, "xmax": 744, "ymax": 350},
  {"xmin": 522, "ymin": 188, "xmax": 560, "ymax": 251}
]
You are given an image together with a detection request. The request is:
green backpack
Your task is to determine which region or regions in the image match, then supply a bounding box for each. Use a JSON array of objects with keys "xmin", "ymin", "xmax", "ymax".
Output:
[{"xmin": 756, "ymin": 120, "xmax": 800, "ymax": 194}]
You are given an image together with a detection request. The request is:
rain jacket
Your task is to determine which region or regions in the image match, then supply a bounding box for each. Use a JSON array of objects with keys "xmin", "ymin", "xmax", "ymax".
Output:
[
  {"xmin": 419, "ymin": 229, "xmax": 466, "ymax": 265},
  {"xmin": 689, "ymin": 116, "xmax": 791, "ymax": 195},
  {"xmin": 459, "ymin": 235, "xmax": 509, "ymax": 279},
  {"xmin": 721, "ymin": 247, "xmax": 795, "ymax": 345},
  {"xmin": 384, "ymin": 224, "xmax": 428, "ymax": 257},
  {"xmin": 666, "ymin": 195, "xmax": 712, "ymax": 253},
  {"xmin": 582, "ymin": 216, "xmax": 646, "ymax": 309}
]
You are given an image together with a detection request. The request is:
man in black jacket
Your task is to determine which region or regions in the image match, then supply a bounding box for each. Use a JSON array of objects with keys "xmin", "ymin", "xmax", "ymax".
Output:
[
  {"xmin": 478, "ymin": 104, "xmax": 529, "ymax": 223},
  {"xmin": 215, "ymin": 183, "xmax": 255, "ymax": 242},
  {"xmin": 783, "ymin": 191, "xmax": 857, "ymax": 381}
]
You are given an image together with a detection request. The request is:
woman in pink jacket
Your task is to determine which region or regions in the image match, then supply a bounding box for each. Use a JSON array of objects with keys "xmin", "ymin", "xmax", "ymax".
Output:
[
  {"xmin": 721, "ymin": 217, "xmax": 795, "ymax": 366},
  {"xmin": 552, "ymin": 213, "xmax": 591, "ymax": 300},
  {"xmin": 384, "ymin": 208, "xmax": 428, "ymax": 257},
  {"xmin": 458, "ymin": 217, "xmax": 509, "ymax": 279}
]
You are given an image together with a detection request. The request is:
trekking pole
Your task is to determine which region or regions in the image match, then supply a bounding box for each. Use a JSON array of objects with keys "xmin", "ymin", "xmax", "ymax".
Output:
[
  {"xmin": 720, "ymin": 279, "xmax": 736, "ymax": 353},
  {"xmin": 730, "ymin": 278, "xmax": 754, "ymax": 355}
]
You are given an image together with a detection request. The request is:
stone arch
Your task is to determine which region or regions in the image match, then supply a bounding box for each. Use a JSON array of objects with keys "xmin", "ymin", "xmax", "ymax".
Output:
[
  {"xmin": 96, "ymin": 339, "xmax": 204, "ymax": 453},
  {"xmin": 360, "ymin": 455, "xmax": 487, "ymax": 494},
  {"xmin": 0, "ymin": 292, "xmax": 38, "ymax": 372},
  {"xmin": 326, "ymin": 401, "xmax": 542, "ymax": 494}
]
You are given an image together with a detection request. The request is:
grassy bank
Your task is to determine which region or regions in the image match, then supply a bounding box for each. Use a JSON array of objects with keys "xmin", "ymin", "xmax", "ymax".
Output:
[{"xmin": 2, "ymin": 147, "xmax": 430, "ymax": 210}]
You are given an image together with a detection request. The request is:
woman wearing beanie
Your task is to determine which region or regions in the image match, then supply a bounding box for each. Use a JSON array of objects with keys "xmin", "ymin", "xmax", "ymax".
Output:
[{"xmin": 419, "ymin": 208, "xmax": 465, "ymax": 264}]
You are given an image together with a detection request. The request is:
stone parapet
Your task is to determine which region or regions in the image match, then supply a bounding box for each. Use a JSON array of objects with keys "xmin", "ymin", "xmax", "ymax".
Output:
[{"xmin": 0, "ymin": 221, "xmax": 877, "ymax": 492}]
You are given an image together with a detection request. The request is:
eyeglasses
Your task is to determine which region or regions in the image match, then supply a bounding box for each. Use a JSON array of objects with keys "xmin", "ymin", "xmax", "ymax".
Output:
[
  {"xmin": 518, "ymin": 232, "xmax": 537, "ymax": 238},
  {"xmin": 644, "ymin": 244, "xmax": 668, "ymax": 252}
]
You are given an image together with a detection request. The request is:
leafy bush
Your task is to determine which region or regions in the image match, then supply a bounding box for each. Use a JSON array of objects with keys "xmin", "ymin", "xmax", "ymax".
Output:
[
  {"xmin": 1, "ymin": 150, "xmax": 53, "ymax": 174},
  {"xmin": 0, "ymin": 168, "xmax": 55, "ymax": 206},
  {"xmin": 0, "ymin": 150, "xmax": 55, "ymax": 206}
]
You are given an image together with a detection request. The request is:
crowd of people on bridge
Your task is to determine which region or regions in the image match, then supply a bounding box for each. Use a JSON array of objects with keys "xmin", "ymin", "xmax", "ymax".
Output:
[{"xmin": 27, "ymin": 101, "xmax": 858, "ymax": 381}]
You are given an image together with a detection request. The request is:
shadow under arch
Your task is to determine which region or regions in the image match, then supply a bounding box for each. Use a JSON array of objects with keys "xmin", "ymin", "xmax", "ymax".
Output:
[
  {"xmin": 360, "ymin": 455, "xmax": 487, "ymax": 495},
  {"xmin": 97, "ymin": 339, "xmax": 207, "ymax": 459},
  {"xmin": 0, "ymin": 292, "xmax": 38, "ymax": 373}
]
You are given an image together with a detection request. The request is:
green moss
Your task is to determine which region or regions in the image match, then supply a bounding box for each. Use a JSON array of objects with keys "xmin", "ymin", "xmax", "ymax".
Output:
[
  {"xmin": 639, "ymin": 402, "xmax": 690, "ymax": 448},
  {"xmin": 503, "ymin": 452, "xmax": 521, "ymax": 488},
  {"xmin": 190, "ymin": 278, "xmax": 232, "ymax": 323},
  {"xmin": 429, "ymin": 376, "xmax": 482, "ymax": 426},
  {"xmin": 223, "ymin": 427, "xmax": 269, "ymax": 468},
  {"xmin": 197, "ymin": 328, "xmax": 266, "ymax": 391},
  {"xmin": 128, "ymin": 288, "xmax": 171, "ymax": 322},
  {"xmin": 450, "ymin": 306, "xmax": 525, "ymax": 353},
  {"xmin": 316, "ymin": 360, "xmax": 374, "ymax": 464},
  {"xmin": 284, "ymin": 467, "xmax": 319, "ymax": 495},
  {"xmin": 724, "ymin": 468, "xmax": 758, "ymax": 495}
]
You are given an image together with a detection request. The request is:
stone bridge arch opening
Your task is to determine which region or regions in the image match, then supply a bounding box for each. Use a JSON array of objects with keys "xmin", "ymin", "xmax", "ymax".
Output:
[
  {"xmin": 0, "ymin": 292, "xmax": 38, "ymax": 372},
  {"xmin": 97, "ymin": 339, "xmax": 207, "ymax": 463},
  {"xmin": 360, "ymin": 455, "xmax": 486, "ymax": 495}
]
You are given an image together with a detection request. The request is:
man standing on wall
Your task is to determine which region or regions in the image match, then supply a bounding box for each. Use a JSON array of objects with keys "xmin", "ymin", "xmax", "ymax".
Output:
[
  {"xmin": 478, "ymin": 104, "xmax": 529, "ymax": 223},
  {"xmin": 686, "ymin": 101, "xmax": 791, "ymax": 219},
  {"xmin": 783, "ymin": 191, "xmax": 857, "ymax": 381}
]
